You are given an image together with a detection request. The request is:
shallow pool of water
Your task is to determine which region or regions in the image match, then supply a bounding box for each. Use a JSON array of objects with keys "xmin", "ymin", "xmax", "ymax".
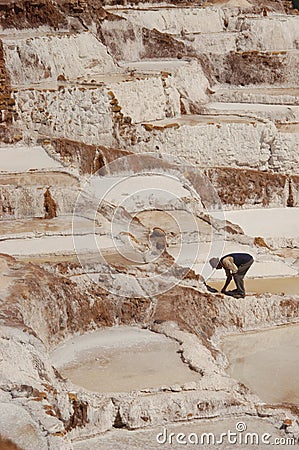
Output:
[
  {"xmin": 51, "ymin": 327, "xmax": 200, "ymax": 393},
  {"xmin": 221, "ymin": 324, "xmax": 299, "ymax": 406},
  {"xmin": 208, "ymin": 276, "xmax": 299, "ymax": 296}
]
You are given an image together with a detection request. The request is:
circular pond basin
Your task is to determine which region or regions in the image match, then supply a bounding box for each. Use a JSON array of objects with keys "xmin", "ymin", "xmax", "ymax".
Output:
[{"xmin": 50, "ymin": 326, "xmax": 200, "ymax": 393}]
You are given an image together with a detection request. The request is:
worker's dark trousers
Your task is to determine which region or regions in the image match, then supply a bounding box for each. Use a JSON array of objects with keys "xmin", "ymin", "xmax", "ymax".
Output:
[{"xmin": 233, "ymin": 257, "xmax": 254, "ymax": 295}]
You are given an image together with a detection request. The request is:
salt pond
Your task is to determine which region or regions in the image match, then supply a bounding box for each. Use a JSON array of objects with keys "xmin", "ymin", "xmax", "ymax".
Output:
[
  {"xmin": 208, "ymin": 276, "xmax": 299, "ymax": 296},
  {"xmin": 0, "ymin": 146, "xmax": 63, "ymax": 172},
  {"xmin": 225, "ymin": 207, "xmax": 299, "ymax": 238},
  {"xmin": 221, "ymin": 323, "xmax": 299, "ymax": 406},
  {"xmin": 51, "ymin": 326, "xmax": 200, "ymax": 393}
]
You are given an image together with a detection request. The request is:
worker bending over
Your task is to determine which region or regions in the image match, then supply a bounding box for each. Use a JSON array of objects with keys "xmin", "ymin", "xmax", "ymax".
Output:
[{"xmin": 210, "ymin": 253, "xmax": 254, "ymax": 298}]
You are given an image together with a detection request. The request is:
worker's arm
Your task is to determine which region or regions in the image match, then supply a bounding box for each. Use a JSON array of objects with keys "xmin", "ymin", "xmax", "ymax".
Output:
[{"xmin": 221, "ymin": 269, "xmax": 232, "ymax": 293}]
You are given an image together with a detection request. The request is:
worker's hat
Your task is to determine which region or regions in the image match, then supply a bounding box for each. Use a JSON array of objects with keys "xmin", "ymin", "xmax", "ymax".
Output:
[{"xmin": 209, "ymin": 257, "xmax": 220, "ymax": 269}]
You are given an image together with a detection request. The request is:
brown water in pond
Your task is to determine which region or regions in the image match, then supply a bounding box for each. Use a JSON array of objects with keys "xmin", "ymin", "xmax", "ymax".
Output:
[
  {"xmin": 208, "ymin": 277, "xmax": 299, "ymax": 296},
  {"xmin": 221, "ymin": 324, "xmax": 299, "ymax": 406}
]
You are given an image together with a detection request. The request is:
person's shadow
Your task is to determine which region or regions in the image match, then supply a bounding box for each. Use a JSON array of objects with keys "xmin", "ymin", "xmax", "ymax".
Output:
[
  {"xmin": 205, "ymin": 285, "xmax": 238, "ymax": 297},
  {"xmin": 205, "ymin": 284, "xmax": 218, "ymax": 293}
]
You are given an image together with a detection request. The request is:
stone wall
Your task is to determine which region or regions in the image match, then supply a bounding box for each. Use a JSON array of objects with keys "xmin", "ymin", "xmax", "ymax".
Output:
[
  {"xmin": 3, "ymin": 32, "xmax": 117, "ymax": 85},
  {"xmin": 210, "ymin": 50, "xmax": 299, "ymax": 86},
  {"xmin": 129, "ymin": 119, "xmax": 275, "ymax": 171},
  {"xmin": 184, "ymin": 32, "xmax": 238, "ymax": 55},
  {"xmin": 99, "ymin": 16, "xmax": 145, "ymax": 61},
  {"xmin": 0, "ymin": 184, "xmax": 79, "ymax": 219},
  {"xmin": 270, "ymin": 130, "xmax": 299, "ymax": 172},
  {"xmin": 115, "ymin": 7, "xmax": 225, "ymax": 34},
  {"xmin": 110, "ymin": 76, "xmax": 179, "ymax": 123},
  {"xmin": 0, "ymin": 40, "xmax": 17, "ymax": 124},
  {"xmin": 236, "ymin": 15, "xmax": 299, "ymax": 52},
  {"xmin": 205, "ymin": 167, "xmax": 289, "ymax": 208},
  {"xmin": 13, "ymin": 86, "xmax": 115, "ymax": 146}
]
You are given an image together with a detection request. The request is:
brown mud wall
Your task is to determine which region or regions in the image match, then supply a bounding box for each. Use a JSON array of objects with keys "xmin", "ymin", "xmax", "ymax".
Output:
[
  {"xmin": 0, "ymin": 0, "xmax": 66, "ymax": 29},
  {"xmin": 0, "ymin": 40, "xmax": 17, "ymax": 127},
  {"xmin": 205, "ymin": 167, "xmax": 289, "ymax": 207},
  {"xmin": 1, "ymin": 256, "xmax": 151, "ymax": 346},
  {"xmin": 44, "ymin": 187, "xmax": 57, "ymax": 219},
  {"xmin": 210, "ymin": 51, "xmax": 299, "ymax": 85},
  {"xmin": 50, "ymin": 138, "xmax": 132, "ymax": 175}
]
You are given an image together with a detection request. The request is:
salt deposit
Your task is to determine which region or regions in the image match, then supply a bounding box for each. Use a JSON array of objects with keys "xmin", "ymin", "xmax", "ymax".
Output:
[
  {"xmin": 225, "ymin": 207, "xmax": 299, "ymax": 238},
  {"xmin": 0, "ymin": 146, "xmax": 63, "ymax": 172}
]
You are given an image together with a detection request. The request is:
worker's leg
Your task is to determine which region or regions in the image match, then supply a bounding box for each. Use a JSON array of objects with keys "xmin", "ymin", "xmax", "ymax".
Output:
[
  {"xmin": 233, "ymin": 273, "xmax": 245, "ymax": 296},
  {"xmin": 233, "ymin": 258, "xmax": 254, "ymax": 296}
]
